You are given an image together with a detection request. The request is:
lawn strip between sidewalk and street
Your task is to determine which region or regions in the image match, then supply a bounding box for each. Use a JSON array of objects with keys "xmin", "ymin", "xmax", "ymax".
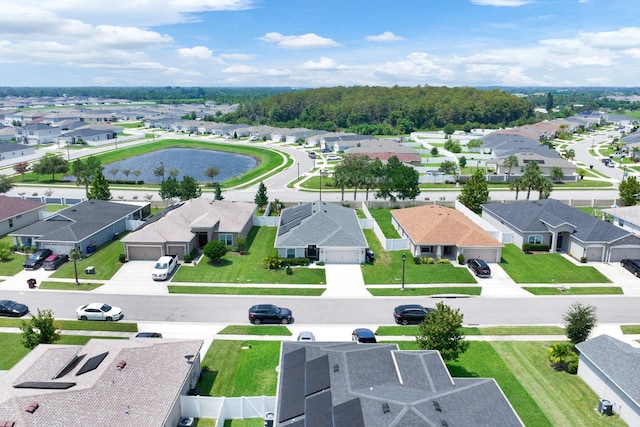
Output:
[
  {"xmin": 523, "ymin": 286, "xmax": 623, "ymax": 295},
  {"xmin": 218, "ymin": 325, "xmax": 292, "ymax": 336},
  {"xmin": 376, "ymin": 325, "xmax": 566, "ymax": 336},
  {"xmin": 168, "ymin": 285, "xmax": 324, "ymax": 296}
]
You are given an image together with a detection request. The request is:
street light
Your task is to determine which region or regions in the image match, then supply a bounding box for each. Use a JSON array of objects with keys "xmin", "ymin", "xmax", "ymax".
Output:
[
  {"xmin": 319, "ymin": 169, "xmax": 324, "ymax": 201},
  {"xmin": 401, "ymin": 253, "xmax": 406, "ymax": 292},
  {"xmin": 297, "ymin": 162, "xmax": 300, "ymax": 180}
]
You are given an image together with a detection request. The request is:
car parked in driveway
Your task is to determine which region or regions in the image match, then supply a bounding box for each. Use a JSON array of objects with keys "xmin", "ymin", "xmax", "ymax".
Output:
[
  {"xmin": 76, "ymin": 303, "xmax": 123, "ymax": 321},
  {"xmin": 23, "ymin": 249, "xmax": 53, "ymax": 270},
  {"xmin": 0, "ymin": 300, "xmax": 29, "ymax": 317},
  {"xmin": 326, "ymin": 154, "xmax": 340, "ymax": 161},
  {"xmin": 43, "ymin": 254, "xmax": 69, "ymax": 271},
  {"xmin": 352, "ymin": 328, "xmax": 377, "ymax": 343},
  {"xmin": 621, "ymin": 259, "xmax": 640, "ymax": 277},
  {"xmin": 467, "ymin": 258, "xmax": 491, "ymax": 277},
  {"xmin": 393, "ymin": 304, "xmax": 435, "ymax": 325},
  {"xmin": 248, "ymin": 304, "xmax": 293, "ymax": 324},
  {"xmin": 297, "ymin": 331, "xmax": 316, "ymax": 341}
]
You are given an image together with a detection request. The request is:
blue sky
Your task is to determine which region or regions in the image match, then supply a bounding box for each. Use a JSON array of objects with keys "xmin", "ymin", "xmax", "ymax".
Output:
[{"xmin": 0, "ymin": 0, "xmax": 638, "ymax": 87}]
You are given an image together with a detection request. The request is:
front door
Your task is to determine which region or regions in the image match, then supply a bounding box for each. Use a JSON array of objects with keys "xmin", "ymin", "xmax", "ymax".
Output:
[
  {"xmin": 556, "ymin": 234, "xmax": 564, "ymax": 251},
  {"xmin": 305, "ymin": 245, "xmax": 319, "ymax": 261}
]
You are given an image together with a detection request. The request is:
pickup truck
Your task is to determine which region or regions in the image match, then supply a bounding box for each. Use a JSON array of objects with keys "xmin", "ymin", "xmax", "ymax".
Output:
[{"xmin": 152, "ymin": 254, "xmax": 179, "ymax": 281}]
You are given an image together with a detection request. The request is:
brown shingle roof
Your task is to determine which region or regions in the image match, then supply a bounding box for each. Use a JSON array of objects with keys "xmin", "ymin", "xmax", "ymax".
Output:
[
  {"xmin": 0, "ymin": 196, "xmax": 44, "ymax": 221},
  {"xmin": 391, "ymin": 205, "xmax": 502, "ymax": 247}
]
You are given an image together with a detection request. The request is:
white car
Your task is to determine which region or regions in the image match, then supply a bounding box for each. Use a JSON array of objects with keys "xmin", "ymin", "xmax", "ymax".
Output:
[
  {"xmin": 76, "ymin": 303, "xmax": 124, "ymax": 321},
  {"xmin": 326, "ymin": 154, "xmax": 340, "ymax": 161}
]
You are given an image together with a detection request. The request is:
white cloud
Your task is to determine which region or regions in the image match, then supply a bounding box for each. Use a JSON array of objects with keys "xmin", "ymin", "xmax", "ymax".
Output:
[
  {"xmin": 365, "ymin": 31, "xmax": 404, "ymax": 42},
  {"xmin": 222, "ymin": 64, "xmax": 259, "ymax": 74},
  {"xmin": 299, "ymin": 57, "xmax": 343, "ymax": 70},
  {"xmin": 470, "ymin": 0, "xmax": 533, "ymax": 6},
  {"xmin": 219, "ymin": 53, "xmax": 255, "ymax": 61},
  {"xmin": 258, "ymin": 32, "xmax": 341, "ymax": 49},
  {"xmin": 177, "ymin": 46, "xmax": 213, "ymax": 59}
]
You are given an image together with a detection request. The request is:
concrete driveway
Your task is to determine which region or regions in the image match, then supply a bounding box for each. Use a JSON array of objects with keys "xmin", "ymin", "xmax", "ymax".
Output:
[
  {"xmin": 323, "ymin": 264, "xmax": 371, "ymax": 298},
  {"xmin": 98, "ymin": 261, "xmax": 169, "ymax": 295}
]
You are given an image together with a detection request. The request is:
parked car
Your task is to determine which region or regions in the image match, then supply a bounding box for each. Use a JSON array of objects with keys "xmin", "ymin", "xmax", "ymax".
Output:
[
  {"xmin": 352, "ymin": 328, "xmax": 377, "ymax": 343},
  {"xmin": 393, "ymin": 304, "xmax": 435, "ymax": 325},
  {"xmin": 621, "ymin": 259, "xmax": 640, "ymax": 277},
  {"xmin": 76, "ymin": 303, "xmax": 124, "ymax": 321},
  {"xmin": 297, "ymin": 331, "xmax": 316, "ymax": 341},
  {"xmin": 43, "ymin": 254, "xmax": 69, "ymax": 271},
  {"xmin": 0, "ymin": 300, "xmax": 29, "ymax": 317},
  {"xmin": 467, "ymin": 258, "xmax": 491, "ymax": 277},
  {"xmin": 308, "ymin": 151, "xmax": 317, "ymax": 159},
  {"xmin": 248, "ymin": 304, "xmax": 293, "ymax": 325},
  {"xmin": 135, "ymin": 332, "xmax": 163, "ymax": 338},
  {"xmin": 23, "ymin": 249, "xmax": 53, "ymax": 270},
  {"xmin": 321, "ymin": 148, "xmax": 332, "ymax": 153},
  {"xmin": 326, "ymin": 154, "xmax": 340, "ymax": 161}
]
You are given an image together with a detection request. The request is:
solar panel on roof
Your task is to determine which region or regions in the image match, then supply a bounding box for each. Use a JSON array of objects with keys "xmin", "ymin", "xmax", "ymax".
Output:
[
  {"xmin": 305, "ymin": 390, "xmax": 333, "ymax": 427},
  {"xmin": 13, "ymin": 381, "xmax": 76, "ymax": 389},
  {"xmin": 333, "ymin": 398, "xmax": 365, "ymax": 427},
  {"xmin": 278, "ymin": 348, "xmax": 306, "ymax": 423},
  {"xmin": 76, "ymin": 351, "xmax": 108, "ymax": 376},
  {"xmin": 305, "ymin": 355, "xmax": 330, "ymax": 396},
  {"xmin": 54, "ymin": 354, "xmax": 85, "ymax": 379}
]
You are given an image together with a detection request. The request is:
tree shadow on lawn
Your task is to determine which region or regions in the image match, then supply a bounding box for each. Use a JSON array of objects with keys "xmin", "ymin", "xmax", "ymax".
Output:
[
  {"xmin": 196, "ymin": 369, "xmax": 218, "ymax": 395},
  {"xmin": 204, "ymin": 258, "xmax": 233, "ymax": 267},
  {"xmin": 445, "ymin": 364, "xmax": 479, "ymax": 378}
]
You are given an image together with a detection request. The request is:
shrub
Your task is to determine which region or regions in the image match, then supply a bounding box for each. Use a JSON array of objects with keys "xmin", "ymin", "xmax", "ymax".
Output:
[
  {"xmin": 183, "ymin": 254, "xmax": 193, "ymax": 263},
  {"xmin": 316, "ymin": 261, "xmax": 325, "ymax": 266},
  {"xmin": 457, "ymin": 254, "xmax": 465, "ymax": 265},
  {"xmin": 286, "ymin": 265, "xmax": 293, "ymax": 275},
  {"xmin": 522, "ymin": 243, "xmax": 550, "ymax": 252},
  {"xmin": 547, "ymin": 342, "xmax": 579, "ymax": 374},
  {"xmin": 118, "ymin": 253, "xmax": 127, "ymax": 263},
  {"xmin": 203, "ymin": 240, "xmax": 228, "ymax": 263},
  {"xmin": 580, "ymin": 256, "xmax": 587, "ymax": 263},
  {"xmin": 413, "ymin": 256, "xmax": 422, "ymax": 265},
  {"xmin": 436, "ymin": 257, "xmax": 450, "ymax": 264},
  {"xmin": 264, "ymin": 253, "xmax": 283, "ymax": 269},
  {"xmin": 281, "ymin": 257, "xmax": 310, "ymax": 267},
  {"xmin": 234, "ymin": 236, "xmax": 247, "ymax": 253}
]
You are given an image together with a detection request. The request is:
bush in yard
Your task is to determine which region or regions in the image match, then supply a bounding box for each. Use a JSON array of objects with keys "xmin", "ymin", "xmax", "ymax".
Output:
[
  {"xmin": 547, "ymin": 342, "xmax": 579, "ymax": 374},
  {"xmin": 281, "ymin": 257, "xmax": 310, "ymax": 267},
  {"xmin": 286, "ymin": 265, "xmax": 293, "ymax": 275},
  {"xmin": 0, "ymin": 242, "xmax": 13, "ymax": 261},
  {"xmin": 183, "ymin": 254, "xmax": 193, "ymax": 263},
  {"xmin": 436, "ymin": 257, "xmax": 450, "ymax": 264},
  {"xmin": 413, "ymin": 256, "xmax": 422, "ymax": 265},
  {"xmin": 20, "ymin": 308, "xmax": 61, "ymax": 349},
  {"xmin": 416, "ymin": 301, "xmax": 469, "ymax": 362},
  {"xmin": 563, "ymin": 301, "xmax": 597, "ymax": 345},
  {"xmin": 457, "ymin": 254, "xmax": 465, "ymax": 265},
  {"xmin": 118, "ymin": 253, "xmax": 127, "ymax": 263},
  {"xmin": 264, "ymin": 253, "xmax": 284, "ymax": 269},
  {"xmin": 203, "ymin": 240, "xmax": 228, "ymax": 264},
  {"xmin": 234, "ymin": 236, "xmax": 247, "ymax": 254},
  {"xmin": 522, "ymin": 243, "xmax": 550, "ymax": 252}
]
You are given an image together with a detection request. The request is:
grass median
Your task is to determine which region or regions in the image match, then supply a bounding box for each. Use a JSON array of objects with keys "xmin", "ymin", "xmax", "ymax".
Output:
[
  {"xmin": 367, "ymin": 286, "xmax": 481, "ymax": 296},
  {"xmin": 168, "ymin": 285, "xmax": 324, "ymax": 296},
  {"xmin": 523, "ymin": 286, "xmax": 623, "ymax": 295},
  {"xmin": 376, "ymin": 325, "xmax": 566, "ymax": 336}
]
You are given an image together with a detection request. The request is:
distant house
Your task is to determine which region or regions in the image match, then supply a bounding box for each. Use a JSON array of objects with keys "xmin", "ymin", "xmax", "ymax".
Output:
[
  {"xmin": 576, "ymin": 335, "xmax": 640, "ymax": 426},
  {"xmin": 0, "ymin": 125, "xmax": 17, "ymax": 142},
  {"xmin": 276, "ymin": 341, "xmax": 524, "ymax": 427},
  {"xmin": 0, "ymin": 196, "xmax": 45, "ymax": 237},
  {"xmin": 57, "ymin": 128, "xmax": 117, "ymax": 146},
  {"xmin": 601, "ymin": 206, "xmax": 640, "ymax": 235},
  {"xmin": 122, "ymin": 198, "xmax": 256, "ymax": 260},
  {"xmin": 345, "ymin": 139, "xmax": 422, "ymax": 166},
  {"xmin": 490, "ymin": 152, "xmax": 578, "ymax": 182},
  {"xmin": 0, "ymin": 141, "xmax": 36, "ymax": 161},
  {"xmin": 16, "ymin": 123, "xmax": 61, "ymax": 144},
  {"xmin": 275, "ymin": 201, "xmax": 368, "ymax": 264},
  {"xmin": 0, "ymin": 338, "xmax": 202, "ymax": 427},
  {"xmin": 482, "ymin": 199, "xmax": 640, "ymax": 262},
  {"xmin": 10, "ymin": 200, "xmax": 150, "ymax": 255},
  {"xmin": 391, "ymin": 204, "xmax": 503, "ymax": 262}
]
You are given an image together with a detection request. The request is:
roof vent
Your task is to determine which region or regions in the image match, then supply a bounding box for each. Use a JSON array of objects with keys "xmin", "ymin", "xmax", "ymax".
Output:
[
  {"xmin": 116, "ymin": 360, "xmax": 127, "ymax": 370},
  {"xmin": 25, "ymin": 402, "xmax": 39, "ymax": 414},
  {"xmin": 382, "ymin": 403, "xmax": 390, "ymax": 414},
  {"xmin": 440, "ymin": 421, "xmax": 449, "ymax": 427},
  {"xmin": 333, "ymin": 364, "xmax": 340, "ymax": 372},
  {"xmin": 433, "ymin": 401, "xmax": 442, "ymax": 412}
]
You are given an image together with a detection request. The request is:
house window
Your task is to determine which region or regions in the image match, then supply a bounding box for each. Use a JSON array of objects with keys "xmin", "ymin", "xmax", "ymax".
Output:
[
  {"xmin": 619, "ymin": 219, "xmax": 625, "ymax": 227},
  {"xmin": 9, "ymin": 218, "xmax": 13, "ymax": 228},
  {"xmin": 219, "ymin": 234, "xmax": 233, "ymax": 246},
  {"xmin": 286, "ymin": 248, "xmax": 296, "ymax": 259},
  {"xmin": 528, "ymin": 235, "xmax": 543, "ymax": 244}
]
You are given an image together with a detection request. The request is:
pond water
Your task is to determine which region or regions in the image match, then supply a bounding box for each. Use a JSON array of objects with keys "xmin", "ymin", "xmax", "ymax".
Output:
[{"xmin": 100, "ymin": 148, "xmax": 257, "ymax": 184}]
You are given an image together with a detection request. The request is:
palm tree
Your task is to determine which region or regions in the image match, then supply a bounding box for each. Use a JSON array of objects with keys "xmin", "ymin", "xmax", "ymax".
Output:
[{"xmin": 502, "ymin": 155, "xmax": 518, "ymax": 182}]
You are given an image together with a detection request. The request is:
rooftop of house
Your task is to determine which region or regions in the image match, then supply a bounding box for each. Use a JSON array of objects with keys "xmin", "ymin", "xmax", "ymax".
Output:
[{"xmin": 0, "ymin": 195, "xmax": 45, "ymax": 222}]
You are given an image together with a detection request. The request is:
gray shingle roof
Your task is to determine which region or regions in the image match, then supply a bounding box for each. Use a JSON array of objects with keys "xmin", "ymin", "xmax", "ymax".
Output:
[
  {"xmin": 482, "ymin": 199, "xmax": 639, "ymax": 244},
  {"xmin": 576, "ymin": 335, "xmax": 640, "ymax": 407},
  {"xmin": 276, "ymin": 342, "xmax": 523, "ymax": 427},
  {"xmin": 275, "ymin": 201, "xmax": 367, "ymax": 249}
]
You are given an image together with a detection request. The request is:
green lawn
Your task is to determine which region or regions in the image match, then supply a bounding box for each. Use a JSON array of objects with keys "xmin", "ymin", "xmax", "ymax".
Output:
[
  {"xmin": 367, "ymin": 208, "xmax": 401, "ymax": 238},
  {"xmin": 39, "ymin": 281, "xmax": 104, "ymax": 291},
  {"xmin": 198, "ymin": 340, "xmax": 281, "ymax": 396},
  {"xmin": 172, "ymin": 227, "xmax": 326, "ymax": 284},
  {"xmin": 621, "ymin": 325, "xmax": 640, "ymax": 334},
  {"xmin": 49, "ymin": 233, "xmax": 129, "ymax": 280},
  {"xmin": 168, "ymin": 286, "xmax": 324, "ymax": 296},
  {"xmin": 523, "ymin": 286, "xmax": 623, "ymax": 295},
  {"xmin": 376, "ymin": 325, "xmax": 565, "ymax": 336},
  {"xmin": 367, "ymin": 286, "xmax": 481, "ymax": 296},
  {"xmin": 500, "ymin": 244, "xmax": 611, "ymax": 284},
  {"xmin": 218, "ymin": 325, "xmax": 292, "ymax": 336},
  {"xmin": 0, "ymin": 252, "xmax": 27, "ymax": 276}
]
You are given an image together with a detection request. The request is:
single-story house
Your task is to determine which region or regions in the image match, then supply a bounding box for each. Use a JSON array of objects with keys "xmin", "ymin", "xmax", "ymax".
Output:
[
  {"xmin": 122, "ymin": 198, "xmax": 256, "ymax": 260},
  {"xmin": 0, "ymin": 125, "xmax": 17, "ymax": 142},
  {"xmin": 0, "ymin": 196, "xmax": 45, "ymax": 237},
  {"xmin": 10, "ymin": 200, "xmax": 150, "ymax": 256},
  {"xmin": 391, "ymin": 205, "xmax": 503, "ymax": 262},
  {"xmin": 490, "ymin": 152, "xmax": 578, "ymax": 182},
  {"xmin": 482, "ymin": 199, "xmax": 640, "ymax": 262},
  {"xmin": 0, "ymin": 338, "xmax": 202, "ymax": 427},
  {"xmin": 0, "ymin": 141, "xmax": 37, "ymax": 161},
  {"xmin": 275, "ymin": 201, "xmax": 368, "ymax": 264},
  {"xmin": 57, "ymin": 128, "xmax": 117, "ymax": 146},
  {"xmin": 601, "ymin": 206, "xmax": 640, "ymax": 235},
  {"xmin": 345, "ymin": 139, "xmax": 423, "ymax": 166},
  {"xmin": 276, "ymin": 341, "xmax": 524, "ymax": 427},
  {"xmin": 576, "ymin": 335, "xmax": 640, "ymax": 426}
]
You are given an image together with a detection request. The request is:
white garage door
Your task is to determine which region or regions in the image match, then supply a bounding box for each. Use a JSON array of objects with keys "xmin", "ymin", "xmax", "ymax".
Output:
[
  {"xmin": 463, "ymin": 249, "xmax": 499, "ymax": 263},
  {"xmin": 127, "ymin": 245, "xmax": 162, "ymax": 261},
  {"xmin": 585, "ymin": 246, "xmax": 603, "ymax": 262},
  {"xmin": 609, "ymin": 247, "xmax": 640, "ymax": 262},
  {"xmin": 324, "ymin": 249, "xmax": 360, "ymax": 264}
]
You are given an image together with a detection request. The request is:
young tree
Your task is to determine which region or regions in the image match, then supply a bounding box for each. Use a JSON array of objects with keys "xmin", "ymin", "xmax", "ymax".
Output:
[
  {"xmin": 467, "ymin": 139, "xmax": 483, "ymax": 151},
  {"xmin": 179, "ymin": 175, "xmax": 202, "ymax": 201},
  {"xmin": 376, "ymin": 156, "xmax": 419, "ymax": 201},
  {"xmin": 20, "ymin": 308, "xmax": 61, "ymax": 349},
  {"xmin": 430, "ymin": 147, "xmax": 439, "ymax": 156},
  {"xmin": 538, "ymin": 178, "xmax": 553, "ymax": 199},
  {"xmin": 122, "ymin": 168, "xmax": 131, "ymax": 179},
  {"xmin": 550, "ymin": 166, "xmax": 564, "ymax": 183},
  {"xmin": 168, "ymin": 167, "xmax": 180, "ymax": 178},
  {"xmin": 159, "ymin": 176, "xmax": 180, "ymax": 202},
  {"xmin": 132, "ymin": 169, "xmax": 142, "ymax": 181},
  {"xmin": 203, "ymin": 240, "xmax": 228, "ymax": 264},
  {"xmin": 108, "ymin": 167, "xmax": 119, "ymax": 180},
  {"xmin": 563, "ymin": 302, "xmax": 597, "ymax": 345},
  {"xmin": 458, "ymin": 156, "xmax": 467, "ymax": 168},
  {"xmin": 71, "ymin": 156, "xmax": 102, "ymax": 197},
  {"xmin": 153, "ymin": 163, "xmax": 165, "ymax": 182},
  {"xmin": 416, "ymin": 301, "xmax": 469, "ymax": 361},
  {"xmin": 205, "ymin": 166, "xmax": 220, "ymax": 186},
  {"xmin": 458, "ymin": 169, "xmax": 489, "ymax": 211},
  {"xmin": 254, "ymin": 182, "xmax": 269, "ymax": 210},
  {"xmin": 87, "ymin": 168, "xmax": 111, "ymax": 200},
  {"xmin": 438, "ymin": 160, "xmax": 458, "ymax": 175},
  {"xmin": 214, "ymin": 182, "xmax": 224, "ymax": 200},
  {"xmin": 13, "ymin": 161, "xmax": 29, "ymax": 180},
  {"xmin": 0, "ymin": 175, "xmax": 13, "ymax": 194},
  {"xmin": 502, "ymin": 155, "xmax": 518, "ymax": 182},
  {"xmin": 619, "ymin": 176, "xmax": 640, "ymax": 206},
  {"xmin": 0, "ymin": 241, "xmax": 12, "ymax": 261},
  {"xmin": 33, "ymin": 155, "xmax": 69, "ymax": 181}
]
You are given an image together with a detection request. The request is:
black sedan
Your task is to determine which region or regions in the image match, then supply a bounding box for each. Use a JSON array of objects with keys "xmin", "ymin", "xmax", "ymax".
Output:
[
  {"xmin": 393, "ymin": 304, "xmax": 435, "ymax": 325},
  {"xmin": 248, "ymin": 304, "xmax": 293, "ymax": 325},
  {"xmin": 0, "ymin": 300, "xmax": 29, "ymax": 317},
  {"xmin": 467, "ymin": 258, "xmax": 491, "ymax": 278},
  {"xmin": 621, "ymin": 259, "xmax": 640, "ymax": 277}
]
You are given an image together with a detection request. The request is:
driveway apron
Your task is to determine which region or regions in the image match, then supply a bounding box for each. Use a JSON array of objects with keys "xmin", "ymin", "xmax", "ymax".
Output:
[{"xmin": 323, "ymin": 264, "xmax": 371, "ymax": 298}]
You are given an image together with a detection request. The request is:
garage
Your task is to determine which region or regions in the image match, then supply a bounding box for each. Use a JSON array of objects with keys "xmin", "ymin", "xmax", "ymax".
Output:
[
  {"xmin": 324, "ymin": 249, "xmax": 361, "ymax": 264},
  {"xmin": 584, "ymin": 245, "xmax": 604, "ymax": 262},
  {"xmin": 167, "ymin": 245, "xmax": 187, "ymax": 259},
  {"xmin": 126, "ymin": 245, "xmax": 162, "ymax": 261},
  {"xmin": 609, "ymin": 246, "xmax": 640, "ymax": 263},
  {"xmin": 462, "ymin": 248, "xmax": 500, "ymax": 263}
]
